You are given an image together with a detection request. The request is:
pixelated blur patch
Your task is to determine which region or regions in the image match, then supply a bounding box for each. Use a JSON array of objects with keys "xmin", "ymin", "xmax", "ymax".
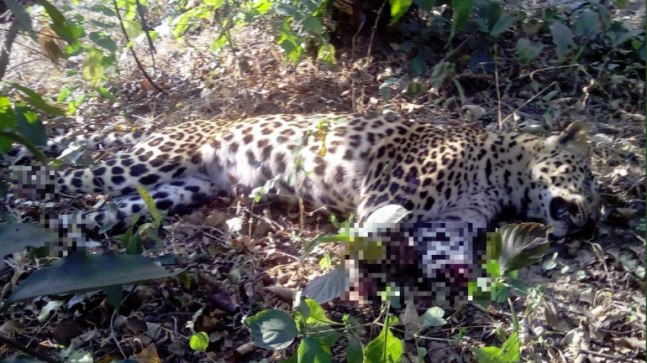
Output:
[
  {"xmin": 5, "ymin": 252, "xmax": 177, "ymax": 304},
  {"xmin": 0, "ymin": 223, "xmax": 57, "ymax": 268},
  {"xmin": 10, "ymin": 165, "xmax": 57, "ymax": 199}
]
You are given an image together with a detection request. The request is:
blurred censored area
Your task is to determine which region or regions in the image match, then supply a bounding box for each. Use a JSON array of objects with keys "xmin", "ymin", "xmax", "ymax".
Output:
[
  {"xmin": 9, "ymin": 165, "xmax": 92, "ymax": 256},
  {"xmin": 345, "ymin": 220, "xmax": 489, "ymax": 306},
  {"xmin": 10, "ymin": 165, "xmax": 57, "ymax": 200}
]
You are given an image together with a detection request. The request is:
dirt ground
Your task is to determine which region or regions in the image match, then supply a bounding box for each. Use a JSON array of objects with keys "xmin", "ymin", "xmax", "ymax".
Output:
[{"xmin": 0, "ymin": 6, "xmax": 645, "ymax": 363}]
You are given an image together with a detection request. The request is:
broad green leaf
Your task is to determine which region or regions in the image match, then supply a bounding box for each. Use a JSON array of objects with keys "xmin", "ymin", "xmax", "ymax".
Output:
[
  {"xmin": 364, "ymin": 316, "xmax": 404, "ymax": 363},
  {"xmin": 304, "ymin": 298, "xmax": 336, "ymax": 326},
  {"xmin": 50, "ymin": 21, "xmax": 84, "ymax": 45},
  {"xmin": 244, "ymin": 309, "xmax": 297, "ymax": 350},
  {"xmin": 89, "ymin": 31, "xmax": 117, "ymax": 52},
  {"xmin": 410, "ymin": 55, "xmax": 427, "ymax": 76},
  {"xmin": 413, "ymin": 0, "xmax": 436, "ymax": 11},
  {"xmin": 0, "ymin": 96, "xmax": 15, "ymax": 152},
  {"xmin": 474, "ymin": 332, "xmax": 520, "ymax": 363},
  {"xmin": 574, "ymin": 9, "xmax": 600, "ymax": 39},
  {"xmin": 421, "ymin": 307, "xmax": 446, "ymax": 329},
  {"xmin": 297, "ymin": 337, "xmax": 332, "ymax": 363},
  {"xmin": 516, "ymin": 38, "xmax": 543, "ymax": 64},
  {"xmin": 15, "ymin": 105, "xmax": 46, "ymax": 146},
  {"xmin": 4, "ymin": 0, "xmax": 32, "ymax": 32},
  {"xmin": 82, "ymin": 48, "xmax": 105, "ymax": 86},
  {"xmin": 89, "ymin": 4, "xmax": 116, "ymax": 16},
  {"xmin": 308, "ymin": 325, "xmax": 342, "ymax": 350},
  {"xmin": 5, "ymin": 252, "xmax": 177, "ymax": 304},
  {"xmin": 450, "ymin": 0, "xmax": 475, "ymax": 40},
  {"xmin": 430, "ymin": 61, "xmax": 454, "ymax": 89},
  {"xmin": 317, "ymin": 43, "xmax": 336, "ymax": 65},
  {"xmin": 189, "ymin": 332, "xmax": 209, "ymax": 352},
  {"xmin": 302, "ymin": 16, "xmax": 323, "ymax": 35},
  {"xmin": 389, "ymin": 0, "xmax": 413, "ymax": 25},
  {"xmin": 490, "ymin": 15, "xmax": 514, "ymax": 36},
  {"xmin": 549, "ymin": 21, "xmax": 575, "ymax": 59},
  {"xmin": 496, "ymin": 223, "xmax": 551, "ymax": 275},
  {"xmin": 346, "ymin": 336, "xmax": 364, "ymax": 363},
  {"xmin": 474, "ymin": 346, "xmax": 503, "ymax": 363},
  {"xmin": 10, "ymin": 83, "xmax": 64, "ymax": 116},
  {"xmin": 35, "ymin": 0, "xmax": 66, "ymax": 25},
  {"xmin": 304, "ymin": 265, "xmax": 348, "ymax": 304},
  {"xmin": 103, "ymin": 285, "xmax": 123, "ymax": 308},
  {"xmin": 97, "ymin": 86, "xmax": 116, "ymax": 101},
  {"xmin": 135, "ymin": 185, "xmax": 162, "ymax": 226}
]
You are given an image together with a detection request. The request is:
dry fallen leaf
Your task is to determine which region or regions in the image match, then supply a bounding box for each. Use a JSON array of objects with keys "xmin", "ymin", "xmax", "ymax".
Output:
[{"xmin": 138, "ymin": 344, "xmax": 161, "ymax": 363}]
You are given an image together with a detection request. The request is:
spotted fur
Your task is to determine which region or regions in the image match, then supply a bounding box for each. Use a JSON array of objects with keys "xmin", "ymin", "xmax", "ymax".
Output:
[
  {"xmin": 51, "ymin": 112, "xmax": 598, "ymax": 236},
  {"xmin": 11, "ymin": 112, "xmax": 599, "ymax": 297}
]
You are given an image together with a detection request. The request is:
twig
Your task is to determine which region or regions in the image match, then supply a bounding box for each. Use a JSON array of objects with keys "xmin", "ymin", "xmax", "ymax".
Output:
[
  {"xmin": 110, "ymin": 309, "xmax": 127, "ymax": 359},
  {"xmin": 580, "ymin": 348, "xmax": 627, "ymax": 360},
  {"xmin": 135, "ymin": 0, "xmax": 157, "ymax": 74},
  {"xmin": 365, "ymin": 0, "xmax": 387, "ymax": 61},
  {"xmin": 0, "ymin": 335, "xmax": 59, "ymax": 363},
  {"xmin": 0, "ymin": 18, "xmax": 20, "ymax": 81},
  {"xmin": 111, "ymin": 0, "xmax": 166, "ymax": 94},
  {"xmin": 499, "ymin": 81, "xmax": 558, "ymax": 126},
  {"xmin": 494, "ymin": 46, "xmax": 503, "ymax": 130}
]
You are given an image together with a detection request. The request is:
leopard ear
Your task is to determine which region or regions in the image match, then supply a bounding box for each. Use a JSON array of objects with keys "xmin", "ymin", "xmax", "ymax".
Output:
[{"xmin": 556, "ymin": 121, "xmax": 589, "ymax": 153}]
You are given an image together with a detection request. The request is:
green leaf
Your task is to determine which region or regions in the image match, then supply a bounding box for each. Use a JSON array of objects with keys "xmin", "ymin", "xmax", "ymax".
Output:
[
  {"xmin": 317, "ymin": 43, "xmax": 336, "ymax": 65},
  {"xmin": 549, "ymin": 21, "xmax": 575, "ymax": 59},
  {"xmin": 50, "ymin": 21, "xmax": 84, "ymax": 45},
  {"xmin": 474, "ymin": 332, "xmax": 520, "ymax": 363},
  {"xmin": 297, "ymin": 337, "xmax": 332, "ymax": 363},
  {"xmin": 346, "ymin": 336, "xmax": 364, "ymax": 363},
  {"xmin": 490, "ymin": 15, "xmax": 514, "ymax": 36},
  {"xmin": 189, "ymin": 332, "xmax": 210, "ymax": 352},
  {"xmin": 103, "ymin": 285, "xmax": 123, "ymax": 309},
  {"xmin": 364, "ymin": 316, "xmax": 404, "ymax": 363},
  {"xmin": 496, "ymin": 223, "xmax": 551, "ymax": 275},
  {"xmin": 4, "ymin": 0, "xmax": 32, "ymax": 32},
  {"xmin": 421, "ymin": 307, "xmax": 446, "ymax": 329},
  {"xmin": 410, "ymin": 55, "xmax": 427, "ymax": 76},
  {"xmin": 97, "ymin": 86, "xmax": 116, "ymax": 101},
  {"xmin": 244, "ymin": 309, "xmax": 297, "ymax": 350},
  {"xmin": 0, "ymin": 96, "xmax": 15, "ymax": 152},
  {"xmin": 389, "ymin": 0, "xmax": 413, "ymax": 25},
  {"xmin": 430, "ymin": 61, "xmax": 454, "ymax": 89},
  {"xmin": 83, "ymin": 48, "xmax": 105, "ymax": 86},
  {"xmin": 304, "ymin": 265, "xmax": 348, "ymax": 304},
  {"xmin": 89, "ymin": 31, "xmax": 117, "ymax": 52},
  {"xmin": 574, "ymin": 9, "xmax": 601, "ymax": 40},
  {"xmin": 5, "ymin": 252, "xmax": 177, "ymax": 304},
  {"xmin": 35, "ymin": 0, "xmax": 66, "ymax": 25},
  {"xmin": 413, "ymin": 0, "xmax": 436, "ymax": 11},
  {"xmin": 516, "ymin": 38, "xmax": 543, "ymax": 64},
  {"xmin": 136, "ymin": 185, "xmax": 162, "ymax": 226},
  {"xmin": 0, "ymin": 224, "xmax": 57, "ymax": 269},
  {"xmin": 15, "ymin": 105, "xmax": 46, "ymax": 147},
  {"xmin": 302, "ymin": 16, "xmax": 323, "ymax": 35},
  {"xmin": 304, "ymin": 298, "xmax": 336, "ymax": 326},
  {"xmin": 89, "ymin": 3, "xmax": 116, "ymax": 16},
  {"xmin": 10, "ymin": 83, "xmax": 64, "ymax": 116},
  {"xmin": 450, "ymin": 0, "xmax": 475, "ymax": 40}
]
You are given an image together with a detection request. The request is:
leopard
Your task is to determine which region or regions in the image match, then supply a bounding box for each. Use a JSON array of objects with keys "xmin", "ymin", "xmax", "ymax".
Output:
[{"xmin": 8, "ymin": 111, "xmax": 600, "ymax": 301}]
